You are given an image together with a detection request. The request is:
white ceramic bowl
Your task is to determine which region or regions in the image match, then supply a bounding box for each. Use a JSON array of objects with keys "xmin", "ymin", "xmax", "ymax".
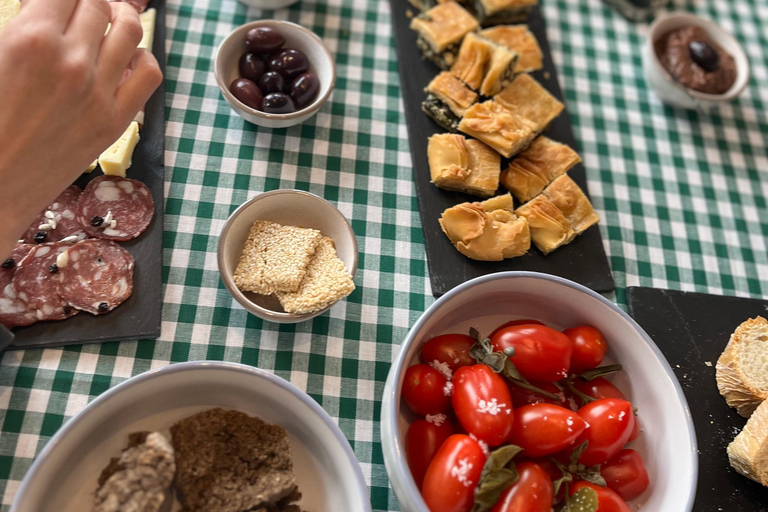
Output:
[
  {"xmin": 11, "ymin": 361, "xmax": 371, "ymax": 512},
  {"xmin": 381, "ymin": 272, "xmax": 697, "ymax": 512},
  {"xmin": 217, "ymin": 189, "xmax": 358, "ymax": 324},
  {"xmin": 643, "ymin": 12, "xmax": 750, "ymax": 110},
  {"xmin": 214, "ymin": 20, "xmax": 335, "ymax": 128}
]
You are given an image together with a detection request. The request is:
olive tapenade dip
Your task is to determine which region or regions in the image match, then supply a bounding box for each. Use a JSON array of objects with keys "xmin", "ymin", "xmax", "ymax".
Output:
[{"xmin": 655, "ymin": 24, "xmax": 737, "ymax": 95}]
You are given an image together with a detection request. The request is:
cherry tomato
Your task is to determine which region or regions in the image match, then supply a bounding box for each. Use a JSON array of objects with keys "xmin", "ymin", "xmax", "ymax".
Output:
[
  {"xmin": 407, "ymin": 418, "xmax": 456, "ymax": 489},
  {"xmin": 491, "ymin": 325, "xmax": 573, "ymax": 382},
  {"xmin": 508, "ymin": 403, "xmax": 587, "ymax": 457},
  {"xmin": 452, "ymin": 365, "xmax": 514, "ymax": 446},
  {"xmin": 402, "ymin": 364, "xmax": 450, "ymax": 416},
  {"xmin": 569, "ymin": 481, "xmax": 632, "ymax": 512},
  {"xmin": 508, "ymin": 380, "xmax": 572, "ymax": 409},
  {"xmin": 563, "ymin": 325, "xmax": 607, "ymax": 375},
  {"xmin": 600, "ymin": 449, "xmax": 650, "ymax": 501},
  {"xmin": 574, "ymin": 398, "xmax": 635, "ymax": 466},
  {"xmin": 489, "ymin": 319, "xmax": 545, "ymax": 339},
  {"xmin": 422, "ymin": 333, "xmax": 476, "ymax": 372},
  {"xmin": 490, "ymin": 462, "xmax": 553, "ymax": 512},
  {"xmin": 573, "ymin": 378, "xmax": 639, "ymax": 442},
  {"xmin": 422, "ymin": 434, "xmax": 487, "ymax": 512}
]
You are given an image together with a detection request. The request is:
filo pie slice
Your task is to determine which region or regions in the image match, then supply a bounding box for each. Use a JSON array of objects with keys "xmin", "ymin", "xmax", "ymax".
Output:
[
  {"xmin": 716, "ymin": 316, "xmax": 768, "ymax": 417},
  {"xmin": 410, "ymin": 1, "xmax": 480, "ymax": 69},
  {"xmin": 458, "ymin": 100, "xmax": 537, "ymax": 158},
  {"xmin": 471, "ymin": 0, "xmax": 538, "ymax": 25},
  {"xmin": 450, "ymin": 32, "xmax": 518, "ymax": 96},
  {"xmin": 428, "ymin": 133, "xmax": 501, "ymax": 197},
  {"xmin": 480, "ymin": 25, "xmax": 543, "ymax": 73},
  {"xmin": 439, "ymin": 193, "xmax": 530, "ymax": 261},
  {"xmin": 515, "ymin": 194, "xmax": 574, "ymax": 254},
  {"xmin": 542, "ymin": 174, "xmax": 598, "ymax": 235},
  {"xmin": 423, "ymin": 72, "xmax": 479, "ymax": 132},
  {"xmin": 494, "ymin": 73, "xmax": 564, "ymax": 133},
  {"xmin": 500, "ymin": 136, "xmax": 581, "ymax": 203}
]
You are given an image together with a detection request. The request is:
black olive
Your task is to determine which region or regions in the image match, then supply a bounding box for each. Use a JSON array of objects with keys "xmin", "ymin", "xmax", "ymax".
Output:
[
  {"xmin": 91, "ymin": 216, "xmax": 104, "ymax": 227},
  {"xmin": 34, "ymin": 231, "xmax": 47, "ymax": 243},
  {"xmin": 1, "ymin": 258, "xmax": 14, "ymax": 269},
  {"xmin": 63, "ymin": 305, "xmax": 72, "ymax": 315},
  {"xmin": 688, "ymin": 41, "xmax": 719, "ymax": 72},
  {"xmin": 98, "ymin": 302, "xmax": 109, "ymax": 313},
  {"xmin": 49, "ymin": 264, "xmax": 58, "ymax": 274}
]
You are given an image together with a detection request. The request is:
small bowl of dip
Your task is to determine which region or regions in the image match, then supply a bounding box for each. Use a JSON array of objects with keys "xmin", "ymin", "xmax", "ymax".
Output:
[{"xmin": 643, "ymin": 12, "xmax": 750, "ymax": 110}]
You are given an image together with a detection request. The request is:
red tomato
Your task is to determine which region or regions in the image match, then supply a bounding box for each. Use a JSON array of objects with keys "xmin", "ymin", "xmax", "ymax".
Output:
[
  {"xmin": 569, "ymin": 481, "xmax": 632, "ymax": 512},
  {"xmin": 407, "ymin": 419, "xmax": 456, "ymax": 489},
  {"xmin": 422, "ymin": 434, "xmax": 487, "ymax": 512},
  {"xmin": 600, "ymin": 449, "xmax": 650, "ymax": 501},
  {"xmin": 489, "ymin": 319, "xmax": 545, "ymax": 339},
  {"xmin": 403, "ymin": 364, "xmax": 450, "ymax": 416},
  {"xmin": 452, "ymin": 365, "xmax": 514, "ymax": 446},
  {"xmin": 508, "ymin": 403, "xmax": 587, "ymax": 457},
  {"xmin": 422, "ymin": 333, "xmax": 476, "ymax": 372},
  {"xmin": 490, "ymin": 462, "xmax": 553, "ymax": 512},
  {"xmin": 508, "ymin": 380, "xmax": 572, "ymax": 409},
  {"xmin": 563, "ymin": 325, "xmax": 607, "ymax": 374},
  {"xmin": 491, "ymin": 325, "xmax": 573, "ymax": 382},
  {"xmin": 575, "ymin": 399, "xmax": 635, "ymax": 466},
  {"xmin": 573, "ymin": 378, "xmax": 639, "ymax": 442}
]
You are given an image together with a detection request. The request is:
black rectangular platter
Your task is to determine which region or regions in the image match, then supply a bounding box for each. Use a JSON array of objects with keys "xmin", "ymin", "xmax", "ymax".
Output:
[
  {"xmin": 6, "ymin": 1, "xmax": 166, "ymax": 350},
  {"xmin": 389, "ymin": 0, "xmax": 615, "ymax": 296},
  {"xmin": 627, "ymin": 286, "xmax": 768, "ymax": 512}
]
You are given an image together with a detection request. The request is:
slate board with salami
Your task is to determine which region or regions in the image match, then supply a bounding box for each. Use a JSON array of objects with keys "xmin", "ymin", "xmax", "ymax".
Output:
[{"xmin": 2, "ymin": 0, "xmax": 165, "ymax": 350}]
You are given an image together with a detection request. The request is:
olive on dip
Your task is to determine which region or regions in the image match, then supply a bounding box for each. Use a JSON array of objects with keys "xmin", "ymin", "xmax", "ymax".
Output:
[{"xmin": 229, "ymin": 26, "xmax": 320, "ymax": 115}]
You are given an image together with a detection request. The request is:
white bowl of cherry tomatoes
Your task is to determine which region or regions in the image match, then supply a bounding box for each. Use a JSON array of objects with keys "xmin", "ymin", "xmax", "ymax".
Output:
[{"xmin": 381, "ymin": 272, "xmax": 697, "ymax": 512}]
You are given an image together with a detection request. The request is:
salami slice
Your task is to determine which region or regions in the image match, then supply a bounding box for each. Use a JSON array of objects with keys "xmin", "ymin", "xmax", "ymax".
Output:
[
  {"xmin": 13, "ymin": 243, "xmax": 77, "ymax": 322},
  {"xmin": 21, "ymin": 186, "xmax": 86, "ymax": 244},
  {"xmin": 57, "ymin": 239, "xmax": 134, "ymax": 315},
  {"xmin": 0, "ymin": 244, "xmax": 38, "ymax": 328},
  {"xmin": 76, "ymin": 176, "xmax": 154, "ymax": 241}
]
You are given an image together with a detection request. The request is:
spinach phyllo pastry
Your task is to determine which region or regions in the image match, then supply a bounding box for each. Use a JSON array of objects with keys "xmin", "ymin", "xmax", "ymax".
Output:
[
  {"xmin": 408, "ymin": 0, "xmax": 467, "ymax": 11},
  {"xmin": 542, "ymin": 174, "xmax": 599, "ymax": 235},
  {"xmin": 458, "ymin": 100, "xmax": 537, "ymax": 158},
  {"xmin": 428, "ymin": 133, "xmax": 501, "ymax": 197},
  {"xmin": 423, "ymin": 71, "xmax": 479, "ymax": 131},
  {"xmin": 480, "ymin": 25, "xmax": 543, "ymax": 73},
  {"xmin": 440, "ymin": 193, "xmax": 530, "ymax": 261},
  {"xmin": 500, "ymin": 136, "xmax": 581, "ymax": 202},
  {"xmin": 410, "ymin": 1, "xmax": 480, "ymax": 69},
  {"xmin": 471, "ymin": 0, "xmax": 538, "ymax": 25},
  {"xmin": 494, "ymin": 73, "xmax": 564, "ymax": 133},
  {"xmin": 450, "ymin": 32, "xmax": 518, "ymax": 96}
]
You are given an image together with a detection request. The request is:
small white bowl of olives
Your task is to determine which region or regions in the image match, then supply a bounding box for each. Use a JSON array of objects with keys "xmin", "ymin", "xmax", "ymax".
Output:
[{"xmin": 214, "ymin": 20, "xmax": 336, "ymax": 129}]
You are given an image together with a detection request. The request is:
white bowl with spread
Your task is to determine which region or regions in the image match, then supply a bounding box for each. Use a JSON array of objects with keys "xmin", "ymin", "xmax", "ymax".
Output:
[
  {"xmin": 381, "ymin": 272, "xmax": 697, "ymax": 512},
  {"xmin": 11, "ymin": 361, "xmax": 372, "ymax": 512},
  {"xmin": 644, "ymin": 12, "xmax": 750, "ymax": 110}
]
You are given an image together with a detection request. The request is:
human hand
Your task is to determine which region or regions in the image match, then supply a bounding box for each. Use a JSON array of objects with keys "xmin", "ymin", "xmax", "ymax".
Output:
[{"xmin": 0, "ymin": 0, "xmax": 162, "ymax": 258}]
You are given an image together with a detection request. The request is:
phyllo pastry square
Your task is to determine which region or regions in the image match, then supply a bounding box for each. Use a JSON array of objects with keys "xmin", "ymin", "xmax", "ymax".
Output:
[
  {"xmin": 408, "ymin": 0, "xmax": 459, "ymax": 11},
  {"xmin": 542, "ymin": 174, "xmax": 599, "ymax": 235},
  {"xmin": 411, "ymin": 1, "xmax": 480, "ymax": 69},
  {"xmin": 494, "ymin": 73, "xmax": 564, "ymax": 132},
  {"xmin": 515, "ymin": 194, "xmax": 574, "ymax": 254},
  {"xmin": 471, "ymin": 0, "xmax": 538, "ymax": 25},
  {"xmin": 439, "ymin": 193, "xmax": 530, "ymax": 261},
  {"xmin": 500, "ymin": 136, "xmax": 581, "ymax": 202},
  {"xmin": 458, "ymin": 100, "xmax": 537, "ymax": 158},
  {"xmin": 423, "ymin": 72, "xmax": 479, "ymax": 132},
  {"xmin": 480, "ymin": 25, "xmax": 544, "ymax": 73},
  {"xmin": 450, "ymin": 32, "xmax": 518, "ymax": 96},
  {"xmin": 428, "ymin": 133, "xmax": 501, "ymax": 197}
]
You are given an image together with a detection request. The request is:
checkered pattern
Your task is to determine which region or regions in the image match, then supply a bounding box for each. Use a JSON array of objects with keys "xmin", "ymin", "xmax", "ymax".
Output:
[{"xmin": 1, "ymin": 0, "xmax": 767, "ymax": 509}]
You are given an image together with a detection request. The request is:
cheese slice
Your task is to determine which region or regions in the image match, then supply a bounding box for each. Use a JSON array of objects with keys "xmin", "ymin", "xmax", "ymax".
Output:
[
  {"xmin": 99, "ymin": 122, "xmax": 140, "ymax": 178},
  {"xmin": 85, "ymin": 160, "xmax": 98, "ymax": 173},
  {"xmin": 138, "ymin": 8, "xmax": 156, "ymax": 50},
  {"xmin": 0, "ymin": 0, "xmax": 20, "ymax": 34}
]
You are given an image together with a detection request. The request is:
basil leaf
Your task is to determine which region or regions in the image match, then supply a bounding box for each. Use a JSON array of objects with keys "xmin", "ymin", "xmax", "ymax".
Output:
[
  {"xmin": 565, "ymin": 486, "xmax": 599, "ymax": 512},
  {"xmin": 576, "ymin": 364, "xmax": 623, "ymax": 382},
  {"xmin": 471, "ymin": 445, "xmax": 523, "ymax": 512}
]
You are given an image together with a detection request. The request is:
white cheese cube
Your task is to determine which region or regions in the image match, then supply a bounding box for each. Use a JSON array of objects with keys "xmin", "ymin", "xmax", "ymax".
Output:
[
  {"xmin": 99, "ymin": 122, "xmax": 140, "ymax": 178},
  {"xmin": 138, "ymin": 8, "xmax": 156, "ymax": 50},
  {"xmin": 85, "ymin": 160, "xmax": 98, "ymax": 173},
  {"xmin": 0, "ymin": 0, "xmax": 20, "ymax": 34}
]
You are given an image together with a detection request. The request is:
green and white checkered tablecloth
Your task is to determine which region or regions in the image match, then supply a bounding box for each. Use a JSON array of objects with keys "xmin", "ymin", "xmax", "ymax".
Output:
[{"xmin": 1, "ymin": 0, "xmax": 767, "ymax": 508}]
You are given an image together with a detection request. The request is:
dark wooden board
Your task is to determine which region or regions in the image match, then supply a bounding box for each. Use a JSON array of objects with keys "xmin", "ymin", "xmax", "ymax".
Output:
[
  {"xmin": 627, "ymin": 287, "xmax": 768, "ymax": 512},
  {"xmin": 6, "ymin": 1, "xmax": 166, "ymax": 350},
  {"xmin": 389, "ymin": 0, "xmax": 615, "ymax": 296}
]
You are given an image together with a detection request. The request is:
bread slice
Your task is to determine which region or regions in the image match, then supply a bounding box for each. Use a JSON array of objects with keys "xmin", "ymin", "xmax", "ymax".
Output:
[
  {"xmin": 728, "ymin": 399, "xmax": 768, "ymax": 485},
  {"xmin": 716, "ymin": 317, "xmax": 768, "ymax": 417}
]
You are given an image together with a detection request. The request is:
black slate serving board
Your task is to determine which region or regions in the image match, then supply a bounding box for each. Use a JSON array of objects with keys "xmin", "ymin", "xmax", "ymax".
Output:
[
  {"xmin": 627, "ymin": 286, "xmax": 768, "ymax": 511},
  {"xmin": 388, "ymin": 0, "xmax": 615, "ymax": 296},
  {"xmin": 6, "ymin": 1, "xmax": 166, "ymax": 350}
]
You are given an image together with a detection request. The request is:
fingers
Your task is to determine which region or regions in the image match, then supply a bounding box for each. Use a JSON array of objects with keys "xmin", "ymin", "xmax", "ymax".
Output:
[
  {"xmin": 114, "ymin": 48, "xmax": 162, "ymax": 122},
  {"xmin": 97, "ymin": 2, "xmax": 143, "ymax": 86},
  {"xmin": 18, "ymin": 0, "xmax": 79, "ymax": 31},
  {"xmin": 64, "ymin": 0, "xmax": 112, "ymax": 60}
]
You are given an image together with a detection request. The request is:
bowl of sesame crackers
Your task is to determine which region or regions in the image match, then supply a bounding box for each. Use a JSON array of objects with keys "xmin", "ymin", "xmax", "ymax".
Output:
[{"xmin": 217, "ymin": 190, "xmax": 358, "ymax": 324}]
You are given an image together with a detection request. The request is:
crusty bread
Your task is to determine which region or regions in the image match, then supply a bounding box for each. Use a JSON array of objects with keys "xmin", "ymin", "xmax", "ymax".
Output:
[
  {"xmin": 716, "ymin": 317, "xmax": 768, "ymax": 417},
  {"xmin": 728, "ymin": 399, "xmax": 768, "ymax": 485}
]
